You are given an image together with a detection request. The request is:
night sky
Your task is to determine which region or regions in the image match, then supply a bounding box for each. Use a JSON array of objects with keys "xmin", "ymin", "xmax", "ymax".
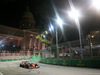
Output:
[
  {"xmin": 0, "ymin": 0, "xmax": 53, "ymax": 28},
  {"xmin": 0, "ymin": 0, "xmax": 100, "ymax": 41}
]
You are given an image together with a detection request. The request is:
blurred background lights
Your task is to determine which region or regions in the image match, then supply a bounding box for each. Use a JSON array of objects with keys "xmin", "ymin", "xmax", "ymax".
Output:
[
  {"xmin": 2, "ymin": 44, "xmax": 4, "ymax": 47},
  {"xmin": 51, "ymin": 25, "xmax": 54, "ymax": 30},
  {"xmin": 43, "ymin": 35, "xmax": 45, "ymax": 38},
  {"xmin": 13, "ymin": 45, "xmax": 15, "ymax": 47}
]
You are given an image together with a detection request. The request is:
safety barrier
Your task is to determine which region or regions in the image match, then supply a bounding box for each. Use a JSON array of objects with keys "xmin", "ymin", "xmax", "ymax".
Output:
[
  {"xmin": 41, "ymin": 59, "xmax": 100, "ymax": 68},
  {"xmin": 0, "ymin": 56, "xmax": 41, "ymax": 62},
  {"xmin": 1, "ymin": 56, "xmax": 100, "ymax": 68}
]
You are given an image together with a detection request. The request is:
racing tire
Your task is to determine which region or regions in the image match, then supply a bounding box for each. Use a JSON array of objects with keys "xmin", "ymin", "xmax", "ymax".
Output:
[
  {"xmin": 20, "ymin": 64, "xmax": 22, "ymax": 67},
  {"xmin": 26, "ymin": 64, "xmax": 30, "ymax": 69}
]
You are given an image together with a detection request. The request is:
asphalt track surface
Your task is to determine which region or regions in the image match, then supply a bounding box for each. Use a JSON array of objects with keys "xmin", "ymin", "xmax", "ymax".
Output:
[{"xmin": 0, "ymin": 61, "xmax": 100, "ymax": 75}]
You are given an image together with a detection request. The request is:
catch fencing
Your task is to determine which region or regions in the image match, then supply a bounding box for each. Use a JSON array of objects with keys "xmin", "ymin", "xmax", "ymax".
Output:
[{"xmin": 41, "ymin": 39, "xmax": 100, "ymax": 60}]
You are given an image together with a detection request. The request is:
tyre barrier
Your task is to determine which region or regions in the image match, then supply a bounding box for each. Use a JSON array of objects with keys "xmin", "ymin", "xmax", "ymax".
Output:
[{"xmin": 41, "ymin": 59, "xmax": 100, "ymax": 68}]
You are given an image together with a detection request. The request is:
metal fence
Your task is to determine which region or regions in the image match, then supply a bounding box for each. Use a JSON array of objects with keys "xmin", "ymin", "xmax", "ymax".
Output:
[{"xmin": 41, "ymin": 39, "xmax": 100, "ymax": 60}]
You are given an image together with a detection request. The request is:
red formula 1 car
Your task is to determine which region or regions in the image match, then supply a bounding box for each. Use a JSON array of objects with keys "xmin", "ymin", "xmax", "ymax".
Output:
[{"xmin": 20, "ymin": 61, "xmax": 40, "ymax": 69}]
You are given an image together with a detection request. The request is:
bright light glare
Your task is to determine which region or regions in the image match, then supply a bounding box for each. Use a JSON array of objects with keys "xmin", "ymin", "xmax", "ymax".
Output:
[
  {"xmin": 51, "ymin": 25, "xmax": 54, "ymax": 30},
  {"xmin": 49, "ymin": 28, "xmax": 51, "ymax": 32},
  {"xmin": 56, "ymin": 17, "xmax": 63, "ymax": 27},
  {"xmin": 49, "ymin": 24, "xmax": 54, "ymax": 32},
  {"xmin": 92, "ymin": 0, "xmax": 100, "ymax": 9},
  {"xmin": 2, "ymin": 45, "xmax": 4, "ymax": 47},
  {"xmin": 43, "ymin": 35, "xmax": 45, "ymax": 38},
  {"xmin": 68, "ymin": 9, "xmax": 80, "ymax": 19},
  {"xmin": 45, "ymin": 31, "xmax": 48, "ymax": 34}
]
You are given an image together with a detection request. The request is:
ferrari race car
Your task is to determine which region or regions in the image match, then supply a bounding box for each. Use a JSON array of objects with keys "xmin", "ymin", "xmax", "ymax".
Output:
[{"xmin": 20, "ymin": 61, "xmax": 40, "ymax": 69}]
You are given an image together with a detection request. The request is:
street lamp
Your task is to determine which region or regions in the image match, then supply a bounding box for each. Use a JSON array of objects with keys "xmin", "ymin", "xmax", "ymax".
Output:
[
  {"xmin": 92, "ymin": 0, "xmax": 100, "ymax": 14},
  {"xmin": 68, "ymin": 0, "xmax": 83, "ymax": 59},
  {"xmin": 68, "ymin": 9, "xmax": 80, "ymax": 20},
  {"xmin": 92, "ymin": 0, "xmax": 100, "ymax": 10}
]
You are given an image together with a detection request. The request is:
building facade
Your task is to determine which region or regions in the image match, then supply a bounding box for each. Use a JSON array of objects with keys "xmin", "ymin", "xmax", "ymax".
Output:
[{"xmin": 0, "ymin": 8, "xmax": 44, "ymax": 59}]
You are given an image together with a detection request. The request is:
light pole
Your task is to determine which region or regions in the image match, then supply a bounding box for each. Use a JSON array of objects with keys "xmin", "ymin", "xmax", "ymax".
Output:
[
  {"xmin": 68, "ymin": 0, "xmax": 83, "ymax": 59},
  {"xmin": 49, "ymin": 23, "xmax": 58, "ymax": 58},
  {"xmin": 68, "ymin": 42, "xmax": 72, "ymax": 59},
  {"xmin": 87, "ymin": 34, "xmax": 93, "ymax": 59},
  {"xmin": 42, "ymin": 34, "xmax": 46, "ymax": 59},
  {"xmin": 49, "ymin": 19, "xmax": 63, "ymax": 59},
  {"xmin": 56, "ymin": 17, "xmax": 63, "ymax": 59},
  {"xmin": 68, "ymin": 10, "xmax": 83, "ymax": 59},
  {"xmin": 56, "ymin": 26, "xmax": 59, "ymax": 59}
]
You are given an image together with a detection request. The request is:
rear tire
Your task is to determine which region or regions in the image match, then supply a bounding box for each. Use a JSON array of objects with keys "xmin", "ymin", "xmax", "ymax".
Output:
[
  {"xmin": 26, "ymin": 64, "xmax": 30, "ymax": 69},
  {"xmin": 20, "ymin": 64, "xmax": 22, "ymax": 67}
]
